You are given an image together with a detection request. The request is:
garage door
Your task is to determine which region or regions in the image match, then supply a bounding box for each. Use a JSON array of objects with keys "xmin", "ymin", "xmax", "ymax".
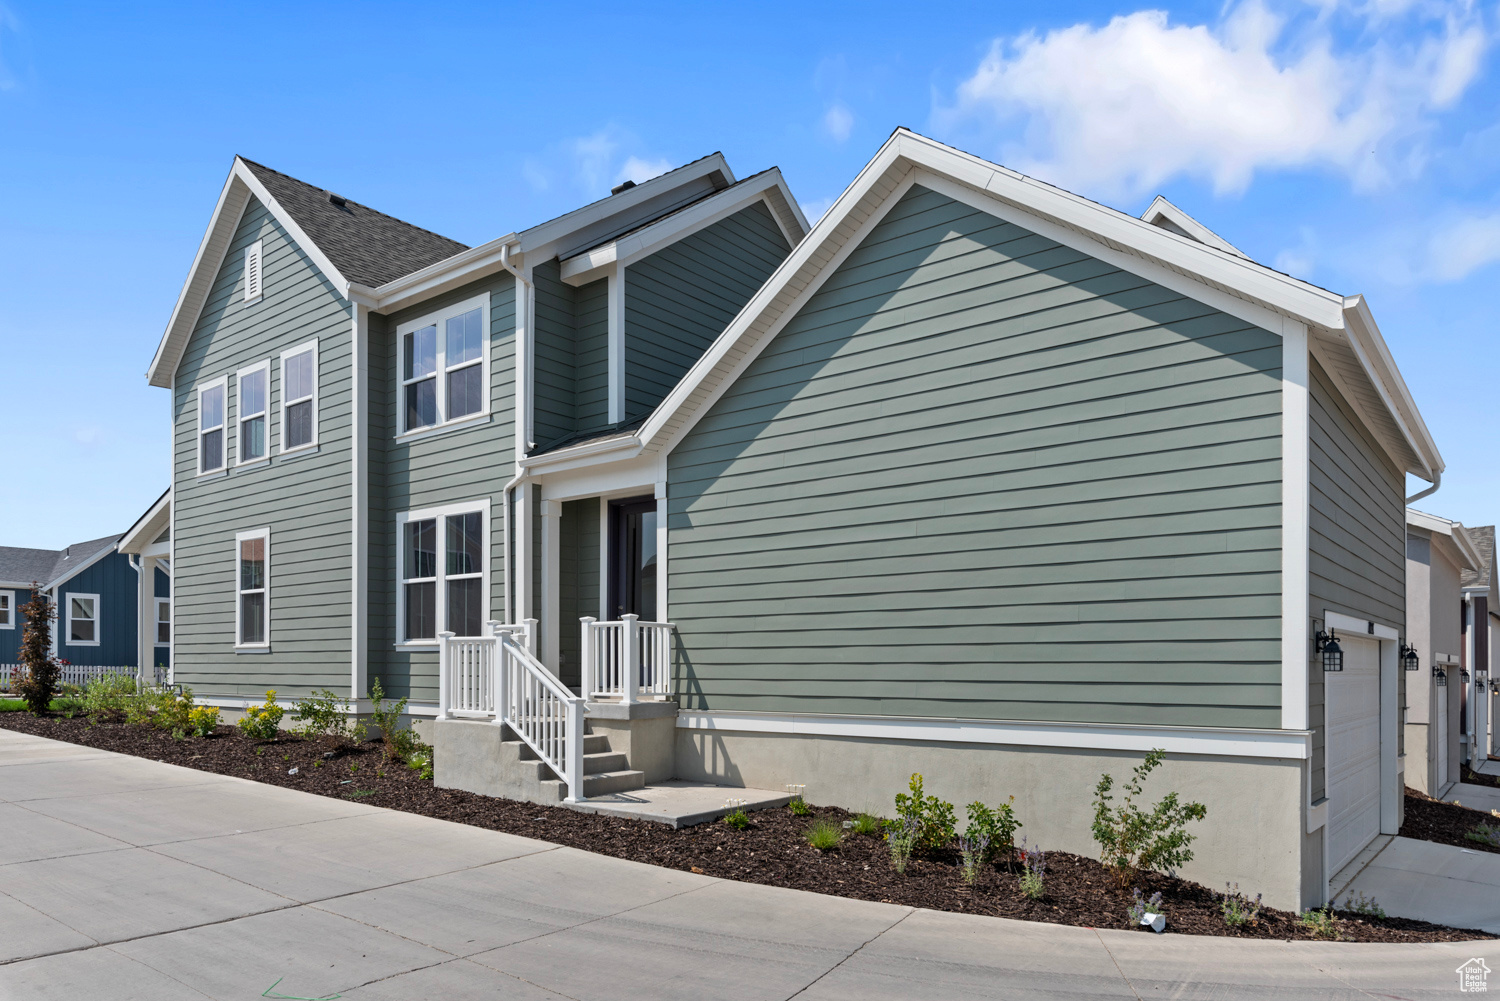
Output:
[
  {"xmin": 1326, "ymin": 634, "xmax": 1382, "ymax": 874},
  {"xmin": 1435, "ymin": 682, "xmax": 1448, "ymax": 789}
]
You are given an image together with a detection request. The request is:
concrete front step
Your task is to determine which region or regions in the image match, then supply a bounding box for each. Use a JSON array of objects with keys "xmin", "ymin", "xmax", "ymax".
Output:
[
  {"xmin": 582, "ymin": 769, "xmax": 646, "ymax": 796},
  {"xmin": 584, "ymin": 751, "xmax": 629, "ymax": 775}
]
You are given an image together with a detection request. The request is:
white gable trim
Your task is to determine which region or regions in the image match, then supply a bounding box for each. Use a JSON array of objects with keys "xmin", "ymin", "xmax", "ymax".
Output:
[
  {"xmin": 148, "ymin": 158, "xmax": 351, "ymax": 389},
  {"xmin": 1140, "ymin": 195, "xmax": 1249, "ymax": 259},
  {"xmin": 117, "ymin": 490, "xmax": 171, "ymax": 556}
]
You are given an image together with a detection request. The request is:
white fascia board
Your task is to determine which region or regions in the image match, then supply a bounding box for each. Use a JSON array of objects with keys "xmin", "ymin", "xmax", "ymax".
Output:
[
  {"xmin": 117, "ymin": 490, "xmax": 171, "ymax": 555},
  {"xmin": 44, "ymin": 541, "xmax": 119, "ymax": 593},
  {"xmin": 677, "ymin": 710, "xmax": 1312, "ymax": 760},
  {"xmin": 559, "ymin": 171, "xmax": 796, "ymax": 286},
  {"xmin": 1323, "ymin": 609, "xmax": 1400, "ymax": 641},
  {"xmin": 1406, "ymin": 509, "xmax": 1482, "ymax": 572},
  {"xmin": 521, "ymin": 434, "xmax": 644, "ymax": 473},
  {"xmin": 533, "ymin": 453, "xmax": 663, "ymax": 505},
  {"xmin": 1454, "ymin": 525, "xmax": 1486, "ymax": 573},
  {"xmin": 1140, "ymin": 195, "xmax": 1250, "ymax": 259},
  {"xmin": 234, "ymin": 159, "xmax": 350, "ymax": 298},
  {"xmin": 364, "ymin": 232, "xmax": 519, "ymax": 314},
  {"xmin": 1341, "ymin": 296, "xmax": 1443, "ymax": 481}
]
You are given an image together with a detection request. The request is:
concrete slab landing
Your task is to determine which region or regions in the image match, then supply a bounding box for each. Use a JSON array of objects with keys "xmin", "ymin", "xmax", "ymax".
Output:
[{"xmin": 559, "ymin": 779, "xmax": 790, "ymax": 827}]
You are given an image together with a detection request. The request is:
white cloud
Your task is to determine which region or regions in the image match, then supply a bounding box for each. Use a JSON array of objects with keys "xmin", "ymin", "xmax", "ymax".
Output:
[
  {"xmin": 800, "ymin": 195, "xmax": 837, "ymax": 223},
  {"xmin": 618, "ymin": 156, "xmax": 672, "ymax": 185},
  {"xmin": 938, "ymin": 1, "xmax": 1491, "ymax": 200},
  {"xmin": 1423, "ymin": 211, "xmax": 1500, "ymax": 281},
  {"xmin": 552, "ymin": 127, "xmax": 675, "ymax": 195},
  {"xmin": 823, "ymin": 103, "xmax": 854, "ymax": 142}
]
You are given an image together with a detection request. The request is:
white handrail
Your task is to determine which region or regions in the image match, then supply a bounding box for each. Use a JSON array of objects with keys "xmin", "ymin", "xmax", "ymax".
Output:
[
  {"xmin": 494, "ymin": 628, "xmax": 585, "ymax": 803},
  {"xmin": 580, "ymin": 615, "xmax": 674, "ymax": 702},
  {"xmin": 435, "ymin": 620, "xmax": 535, "ymax": 722}
]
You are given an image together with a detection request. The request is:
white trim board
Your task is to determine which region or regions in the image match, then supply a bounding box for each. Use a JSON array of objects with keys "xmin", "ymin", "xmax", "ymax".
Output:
[
  {"xmin": 677, "ymin": 711, "xmax": 1312, "ymax": 759},
  {"xmin": 1323, "ymin": 610, "xmax": 1399, "ymax": 642}
]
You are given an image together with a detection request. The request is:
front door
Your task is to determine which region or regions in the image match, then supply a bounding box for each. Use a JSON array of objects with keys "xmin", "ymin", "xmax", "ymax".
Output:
[{"xmin": 608, "ymin": 497, "xmax": 657, "ymax": 622}]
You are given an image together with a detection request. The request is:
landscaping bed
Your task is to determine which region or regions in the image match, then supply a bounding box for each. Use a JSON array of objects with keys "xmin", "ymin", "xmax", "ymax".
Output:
[
  {"xmin": 1402, "ymin": 786, "xmax": 1500, "ymax": 856},
  {"xmin": 1, "ymin": 710, "xmax": 1489, "ymax": 944}
]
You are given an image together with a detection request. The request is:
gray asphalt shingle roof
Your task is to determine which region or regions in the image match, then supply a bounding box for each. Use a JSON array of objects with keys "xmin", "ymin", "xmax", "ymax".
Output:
[
  {"xmin": 1463, "ymin": 525, "xmax": 1496, "ymax": 591},
  {"xmin": 239, "ymin": 158, "xmax": 470, "ymax": 288},
  {"xmin": 0, "ymin": 534, "xmax": 122, "ymax": 587}
]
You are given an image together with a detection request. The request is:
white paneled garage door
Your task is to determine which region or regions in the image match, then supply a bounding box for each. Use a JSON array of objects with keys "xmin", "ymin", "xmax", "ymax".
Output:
[{"xmin": 1326, "ymin": 634, "xmax": 1382, "ymax": 875}]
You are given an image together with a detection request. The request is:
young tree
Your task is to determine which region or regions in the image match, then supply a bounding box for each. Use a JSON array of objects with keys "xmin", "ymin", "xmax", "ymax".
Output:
[{"xmin": 15, "ymin": 584, "xmax": 59, "ymax": 714}]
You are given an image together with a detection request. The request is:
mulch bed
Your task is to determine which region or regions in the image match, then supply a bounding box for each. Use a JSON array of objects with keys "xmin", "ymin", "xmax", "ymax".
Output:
[
  {"xmin": 2, "ymin": 710, "xmax": 1490, "ymax": 944},
  {"xmin": 1402, "ymin": 785, "xmax": 1500, "ymax": 856}
]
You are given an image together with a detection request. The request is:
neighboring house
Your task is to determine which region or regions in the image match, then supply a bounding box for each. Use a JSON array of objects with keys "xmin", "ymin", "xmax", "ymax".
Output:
[
  {"xmin": 147, "ymin": 129, "xmax": 1444, "ymax": 911},
  {"xmin": 0, "ymin": 521, "xmax": 170, "ymax": 674},
  {"xmin": 1404, "ymin": 509, "xmax": 1481, "ymax": 795},
  {"xmin": 1461, "ymin": 526, "xmax": 1498, "ymax": 764}
]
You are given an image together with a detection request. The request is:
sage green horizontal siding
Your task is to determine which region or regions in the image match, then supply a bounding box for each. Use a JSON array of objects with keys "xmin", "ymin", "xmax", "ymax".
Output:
[
  {"xmin": 558, "ymin": 497, "xmax": 600, "ymax": 689},
  {"xmin": 532, "ymin": 259, "xmax": 610, "ymax": 448},
  {"xmin": 574, "ymin": 278, "xmax": 610, "ymax": 430},
  {"xmin": 367, "ymin": 275, "xmax": 517, "ymax": 702},
  {"xmin": 625, "ymin": 200, "xmax": 791, "ymax": 420},
  {"xmin": 667, "ymin": 184, "xmax": 1284, "ymax": 725},
  {"xmin": 171, "ymin": 196, "xmax": 354, "ymax": 699},
  {"xmin": 1305, "ymin": 357, "xmax": 1405, "ymax": 801}
]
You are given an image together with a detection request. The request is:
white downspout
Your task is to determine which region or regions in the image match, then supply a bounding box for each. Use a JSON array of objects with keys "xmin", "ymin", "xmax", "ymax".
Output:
[
  {"xmin": 1406, "ymin": 469, "xmax": 1441, "ymax": 506},
  {"xmin": 497, "ymin": 242, "xmax": 534, "ymax": 624}
]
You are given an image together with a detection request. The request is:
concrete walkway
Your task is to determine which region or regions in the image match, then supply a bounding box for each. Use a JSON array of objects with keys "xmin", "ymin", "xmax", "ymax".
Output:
[
  {"xmin": 0, "ymin": 729, "xmax": 1491, "ymax": 1000},
  {"xmin": 1342, "ymin": 835, "xmax": 1500, "ymax": 934}
]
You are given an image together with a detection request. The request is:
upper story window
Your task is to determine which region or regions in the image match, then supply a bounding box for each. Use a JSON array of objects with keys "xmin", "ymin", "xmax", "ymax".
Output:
[
  {"xmin": 244, "ymin": 239, "xmax": 264, "ymax": 302},
  {"xmin": 396, "ymin": 500, "xmax": 488, "ymax": 642},
  {"xmin": 66, "ymin": 594, "xmax": 99, "ymax": 646},
  {"xmin": 281, "ymin": 341, "xmax": 318, "ymax": 451},
  {"xmin": 198, "ymin": 376, "xmax": 228, "ymax": 475},
  {"xmin": 237, "ymin": 360, "xmax": 270, "ymax": 463},
  {"xmin": 397, "ymin": 293, "xmax": 489, "ymax": 435},
  {"xmin": 236, "ymin": 528, "xmax": 269, "ymax": 649},
  {"xmin": 0, "ymin": 590, "xmax": 12, "ymax": 629},
  {"xmin": 155, "ymin": 598, "xmax": 171, "ymax": 645}
]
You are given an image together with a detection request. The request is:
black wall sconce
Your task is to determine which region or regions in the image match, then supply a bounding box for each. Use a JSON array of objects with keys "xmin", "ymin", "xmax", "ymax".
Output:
[
  {"xmin": 1315, "ymin": 628, "xmax": 1343, "ymax": 672},
  {"xmin": 1435, "ymin": 665, "xmax": 1448, "ymax": 686},
  {"xmin": 1462, "ymin": 667, "xmax": 1472, "ymax": 683},
  {"xmin": 1400, "ymin": 642, "xmax": 1420, "ymax": 672}
]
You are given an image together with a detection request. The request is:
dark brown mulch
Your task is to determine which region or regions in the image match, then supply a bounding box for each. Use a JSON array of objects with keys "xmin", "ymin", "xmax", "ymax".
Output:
[
  {"xmin": 2, "ymin": 711, "xmax": 1490, "ymax": 944},
  {"xmin": 1462, "ymin": 764, "xmax": 1500, "ymax": 789},
  {"xmin": 1402, "ymin": 785, "xmax": 1500, "ymax": 856}
]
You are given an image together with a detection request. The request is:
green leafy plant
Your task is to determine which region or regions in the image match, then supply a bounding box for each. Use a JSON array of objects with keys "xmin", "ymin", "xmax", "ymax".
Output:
[
  {"xmin": 408, "ymin": 747, "xmax": 434, "ymax": 781},
  {"xmin": 805, "ymin": 819, "xmax": 842, "ymax": 851},
  {"xmin": 1128, "ymin": 887, "xmax": 1163, "ymax": 925},
  {"xmin": 958, "ymin": 832, "xmax": 989, "ymax": 885},
  {"xmin": 1466, "ymin": 822, "xmax": 1500, "ymax": 847},
  {"xmin": 81, "ymin": 673, "xmax": 137, "ymax": 723},
  {"xmin": 1300, "ymin": 907, "xmax": 1341, "ymax": 940},
  {"xmin": 53, "ymin": 696, "xmax": 86, "ymax": 718},
  {"xmin": 850, "ymin": 813, "xmax": 881, "ymax": 836},
  {"xmin": 889, "ymin": 773, "xmax": 955, "ymax": 854},
  {"xmin": 888, "ymin": 816, "xmax": 919, "ymax": 874},
  {"xmin": 1219, "ymin": 883, "xmax": 1262, "ymax": 928},
  {"xmin": 14, "ymin": 587, "xmax": 60, "ymax": 714},
  {"xmin": 291, "ymin": 689, "xmax": 362, "ymax": 747},
  {"xmin": 236, "ymin": 690, "xmax": 284, "ymax": 740},
  {"xmin": 787, "ymin": 784, "xmax": 811, "ymax": 816},
  {"xmin": 964, "ymin": 798, "xmax": 1021, "ymax": 868},
  {"xmin": 722, "ymin": 798, "xmax": 751, "ymax": 830},
  {"xmin": 1091, "ymin": 749, "xmax": 1207, "ymax": 886},
  {"xmin": 187, "ymin": 705, "xmax": 220, "ymax": 737},
  {"xmin": 368, "ymin": 679, "xmax": 421, "ymax": 763},
  {"xmin": 1340, "ymin": 891, "xmax": 1386, "ymax": 919},
  {"xmin": 1018, "ymin": 838, "xmax": 1046, "ymax": 899}
]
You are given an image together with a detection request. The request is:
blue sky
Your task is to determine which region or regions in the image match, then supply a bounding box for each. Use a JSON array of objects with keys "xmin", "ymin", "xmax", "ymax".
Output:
[{"xmin": 0, "ymin": 0, "xmax": 1496, "ymax": 547}]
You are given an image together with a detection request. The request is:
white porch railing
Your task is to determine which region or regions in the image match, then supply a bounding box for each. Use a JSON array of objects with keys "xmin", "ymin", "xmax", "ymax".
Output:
[
  {"xmin": 580, "ymin": 614, "xmax": 674, "ymax": 704},
  {"xmin": 436, "ymin": 620, "xmax": 585, "ymax": 802}
]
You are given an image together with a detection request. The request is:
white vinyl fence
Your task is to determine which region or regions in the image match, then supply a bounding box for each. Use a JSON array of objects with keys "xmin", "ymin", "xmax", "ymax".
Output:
[{"xmin": 1, "ymin": 663, "xmax": 164, "ymax": 694}]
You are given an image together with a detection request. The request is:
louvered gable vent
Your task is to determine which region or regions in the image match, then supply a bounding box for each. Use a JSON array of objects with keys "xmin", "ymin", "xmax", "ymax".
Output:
[{"xmin": 244, "ymin": 239, "xmax": 263, "ymax": 301}]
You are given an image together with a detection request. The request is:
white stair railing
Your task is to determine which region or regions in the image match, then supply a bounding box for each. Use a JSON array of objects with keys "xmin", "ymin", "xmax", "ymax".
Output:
[
  {"xmin": 436, "ymin": 619, "xmax": 535, "ymax": 721},
  {"xmin": 580, "ymin": 614, "xmax": 674, "ymax": 704}
]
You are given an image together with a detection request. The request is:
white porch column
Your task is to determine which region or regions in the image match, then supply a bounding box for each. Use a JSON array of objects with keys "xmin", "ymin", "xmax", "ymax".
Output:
[
  {"xmin": 516, "ymin": 482, "xmax": 534, "ymax": 624},
  {"xmin": 136, "ymin": 559, "xmax": 154, "ymax": 687},
  {"xmin": 540, "ymin": 498, "xmax": 562, "ymax": 670},
  {"xmin": 655, "ymin": 480, "xmax": 668, "ymax": 622}
]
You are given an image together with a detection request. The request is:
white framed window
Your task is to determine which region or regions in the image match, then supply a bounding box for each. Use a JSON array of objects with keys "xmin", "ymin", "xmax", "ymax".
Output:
[
  {"xmin": 197, "ymin": 376, "xmax": 229, "ymax": 475},
  {"xmin": 397, "ymin": 293, "xmax": 489, "ymax": 435},
  {"xmin": 0, "ymin": 590, "xmax": 13, "ymax": 629},
  {"xmin": 235, "ymin": 528, "xmax": 270, "ymax": 649},
  {"xmin": 236, "ymin": 360, "xmax": 270, "ymax": 464},
  {"xmin": 396, "ymin": 500, "xmax": 489, "ymax": 643},
  {"xmin": 280, "ymin": 340, "xmax": 318, "ymax": 452},
  {"xmin": 155, "ymin": 598, "xmax": 171, "ymax": 646},
  {"xmin": 244, "ymin": 239, "xmax": 264, "ymax": 302},
  {"xmin": 65, "ymin": 593, "xmax": 99, "ymax": 646}
]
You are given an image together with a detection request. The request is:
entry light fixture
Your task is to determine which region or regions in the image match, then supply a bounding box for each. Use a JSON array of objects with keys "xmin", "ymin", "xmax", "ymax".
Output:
[
  {"xmin": 1463, "ymin": 667, "xmax": 1472, "ymax": 683},
  {"xmin": 1400, "ymin": 642, "xmax": 1420, "ymax": 672},
  {"xmin": 1314, "ymin": 628, "xmax": 1343, "ymax": 672},
  {"xmin": 1435, "ymin": 665, "xmax": 1448, "ymax": 686}
]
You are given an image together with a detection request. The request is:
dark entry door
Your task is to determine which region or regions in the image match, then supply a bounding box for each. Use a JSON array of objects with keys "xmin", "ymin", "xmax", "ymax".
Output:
[{"xmin": 608, "ymin": 497, "xmax": 657, "ymax": 621}]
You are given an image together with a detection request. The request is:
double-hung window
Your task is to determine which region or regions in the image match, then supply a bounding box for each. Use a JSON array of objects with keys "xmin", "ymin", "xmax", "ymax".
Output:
[
  {"xmin": 0, "ymin": 590, "xmax": 13, "ymax": 629},
  {"xmin": 281, "ymin": 341, "xmax": 318, "ymax": 451},
  {"xmin": 235, "ymin": 528, "xmax": 269, "ymax": 649},
  {"xmin": 155, "ymin": 599, "xmax": 171, "ymax": 646},
  {"xmin": 66, "ymin": 594, "xmax": 99, "ymax": 646},
  {"xmin": 198, "ymin": 377, "xmax": 228, "ymax": 474},
  {"xmin": 237, "ymin": 361, "xmax": 270, "ymax": 464},
  {"xmin": 397, "ymin": 293, "xmax": 489, "ymax": 434},
  {"xmin": 397, "ymin": 501, "xmax": 488, "ymax": 642}
]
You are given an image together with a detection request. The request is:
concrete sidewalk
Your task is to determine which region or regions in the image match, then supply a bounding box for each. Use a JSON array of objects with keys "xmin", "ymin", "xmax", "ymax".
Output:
[{"xmin": 0, "ymin": 728, "xmax": 1490, "ymax": 1000}]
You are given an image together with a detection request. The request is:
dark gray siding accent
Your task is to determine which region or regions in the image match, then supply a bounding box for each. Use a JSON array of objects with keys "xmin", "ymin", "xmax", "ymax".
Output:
[
  {"xmin": 573, "ymin": 279, "xmax": 610, "ymax": 430},
  {"xmin": 172, "ymin": 196, "xmax": 355, "ymax": 698},
  {"xmin": 532, "ymin": 260, "xmax": 576, "ymax": 447},
  {"xmin": 1305, "ymin": 357, "xmax": 1405, "ymax": 801},
  {"xmin": 667, "ymin": 184, "xmax": 1284, "ymax": 725},
  {"xmin": 625, "ymin": 201, "xmax": 792, "ymax": 420},
  {"xmin": 56, "ymin": 553, "xmax": 141, "ymax": 667},
  {"xmin": 558, "ymin": 497, "xmax": 600, "ymax": 688},
  {"xmin": 369, "ymin": 274, "xmax": 517, "ymax": 702}
]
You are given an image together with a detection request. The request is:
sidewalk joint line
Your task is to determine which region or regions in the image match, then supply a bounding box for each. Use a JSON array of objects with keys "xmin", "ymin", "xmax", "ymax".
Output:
[{"xmin": 785, "ymin": 906, "xmax": 913, "ymax": 1000}]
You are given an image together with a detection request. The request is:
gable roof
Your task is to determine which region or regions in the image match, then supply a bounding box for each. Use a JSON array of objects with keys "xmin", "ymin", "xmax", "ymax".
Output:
[
  {"xmin": 1140, "ymin": 195, "xmax": 1249, "ymax": 259},
  {"xmin": 0, "ymin": 534, "xmax": 122, "ymax": 590},
  {"xmin": 1407, "ymin": 508, "xmax": 1484, "ymax": 573},
  {"xmin": 626, "ymin": 129, "xmax": 1441, "ymax": 485},
  {"xmin": 1462, "ymin": 526, "xmax": 1496, "ymax": 591}
]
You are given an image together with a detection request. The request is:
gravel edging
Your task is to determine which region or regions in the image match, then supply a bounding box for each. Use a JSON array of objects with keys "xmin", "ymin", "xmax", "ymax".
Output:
[{"xmin": 2, "ymin": 711, "xmax": 1491, "ymax": 944}]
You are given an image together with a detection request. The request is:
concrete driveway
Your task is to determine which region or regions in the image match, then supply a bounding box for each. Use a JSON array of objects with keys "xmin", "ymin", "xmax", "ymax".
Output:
[{"xmin": 0, "ymin": 728, "xmax": 1491, "ymax": 1000}]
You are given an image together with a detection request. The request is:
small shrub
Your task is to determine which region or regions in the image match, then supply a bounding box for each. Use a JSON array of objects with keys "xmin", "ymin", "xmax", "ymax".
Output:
[
  {"xmin": 53, "ymin": 696, "xmax": 86, "ymax": 718},
  {"xmin": 787, "ymin": 784, "xmax": 811, "ymax": 816},
  {"xmin": 1340, "ymin": 891, "xmax": 1386, "ymax": 919},
  {"xmin": 889, "ymin": 773, "xmax": 956, "ymax": 854},
  {"xmin": 805, "ymin": 819, "xmax": 842, "ymax": 851},
  {"xmin": 81, "ymin": 674, "xmax": 137, "ymax": 723},
  {"xmin": 1018, "ymin": 837, "xmax": 1046, "ymax": 899},
  {"xmin": 850, "ymin": 813, "xmax": 881, "ymax": 836},
  {"xmin": 1091, "ymin": 749, "xmax": 1207, "ymax": 886},
  {"xmin": 187, "ymin": 705, "xmax": 220, "ymax": 737},
  {"xmin": 291, "ymin": 689, "xmax": 362, "ymax": 747},
  {"xmin": 958, "ymin": 832, "xmax": 989, "ymax": 885},
  {"xmin": 412, "ymin": 748, "xmax": 434, "ymax": 781},
  {"xmin": 14, "ymin": 588, "xmax": 60, "ymax": 714},
  {"xmin": 236, "ymin": 690, "xmax": 284, "ymax": 740},
  {"xmin": 722, "ymin": 798, "xmax": 752, "ymax": 830},
  {"xmin": 368, "ymin": 679, "xmax": 420, "ymax": 763},
  {"xmin": 1466, "ymin": 822, "xmax": 1500, "ymax": 848},
  {"xmin": 1300, "ymin": 907, "xmax": 1340, "ymax": 940},
  {"xmin": 888, "ymin": 815, "xmax": 919, "ymax": 874},
  {"xmin": 964, "ymin": 798, "xmax": 1021, "ymax": 868},
  {"xmin": 1219, "ymin": 882, "xmax": 1262, "ymax": 928},
  {"xmin": 1128, "ymin": 887, "xmax": 1163, "ymax": 925},
  {"xmin": 156, "ymin": 689, "xmax": 196, "ymax": 734}
]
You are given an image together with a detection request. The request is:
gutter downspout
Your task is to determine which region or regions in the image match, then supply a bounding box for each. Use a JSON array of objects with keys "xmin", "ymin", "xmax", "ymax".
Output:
[
  {"xmin": 127, "ymin": 555, "xmax": 145, "ymax": 688},
  {"xmin": 497, "ymin": 243, "xmax": 533, "ymax": 624},
  {"xmin": 1406, "ymin": 469, "xmax": 1441, "ymax": 506}
]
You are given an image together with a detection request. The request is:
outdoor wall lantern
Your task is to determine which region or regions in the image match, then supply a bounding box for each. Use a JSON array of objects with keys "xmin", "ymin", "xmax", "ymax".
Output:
[
  {"xmin": 1400, "ymin": 642, "xmax": 1420, "ymax": 672},
  {"xmin": 1435, "ymin": 665, "xmax": 1448, "ymax": 686},
  {"xmin": 1462, "ymin": 667, "xmax": 1472, "ymax": 683},
  {"xmin": 1315, "ymin": 628, "xmax": 1343, "ymax": 672}
]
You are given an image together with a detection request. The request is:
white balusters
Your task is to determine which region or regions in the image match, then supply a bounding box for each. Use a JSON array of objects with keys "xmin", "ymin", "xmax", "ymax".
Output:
[{"xmin": 579, "ymin": 615, "xmax": 674, "ymax": 701}]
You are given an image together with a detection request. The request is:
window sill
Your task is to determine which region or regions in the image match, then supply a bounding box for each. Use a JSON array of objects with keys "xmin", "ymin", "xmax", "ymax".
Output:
[
  {"xmin": 233, "ymin": 457, "xmax": 270, "ymax": 473},
  {"xmin": 197, "ymin": 469, "xmax": 228, "ymax": 481},
  {"xmin": 395, "ymin": 413, "xmax": 491, "ymax": 443},
  {"xmin": 235, "ymin": 646, "xmax": 271, "ymax": 655},
  {"xmin": 279, "ymin": 443, "xmax": 320, "ymax": 460},
  {"xmin": 393, "ymin": 641, "xmax": 439, "ymax": 649},
  {"xmin": 64, "ymin": 641, "xmax": 100, "ymax": 648}
]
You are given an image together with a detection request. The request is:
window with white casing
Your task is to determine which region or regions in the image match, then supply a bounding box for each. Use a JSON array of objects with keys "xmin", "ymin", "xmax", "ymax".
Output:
[
  {"xmin": 237, "ymin": 360, "xmax": 270, "ymax": 464},
  {"xmin": 396, "ymin": 501, "xmax": 487, "ymax": 642},
  {"xmin": 244, "ymin": 239, "xmax": 263, "ymax": 302},
  {"xmin": 198, "ymin": 376, "xmax": 228, "ymax": 474},
  {"xmin": 66, "ymin": 593, "xmax": 99, "ymax": 646},
  {"xmin": 155, "ymin": 598, "xmax": 171, "ymax": 645},
  {"xmin": 281, "ymin": 341, "xmax": 318, "ymax": 451},
  {"xmin": 397, "ymin": 293, "xmax": 489, "ymax": 434},
  {"xmin": 0, "ymin": 590, "xmax": 13, "ymax": 629},
  {"xmin": 236, "ymin": 528, "xmax": 269, "ymax": 648}
]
